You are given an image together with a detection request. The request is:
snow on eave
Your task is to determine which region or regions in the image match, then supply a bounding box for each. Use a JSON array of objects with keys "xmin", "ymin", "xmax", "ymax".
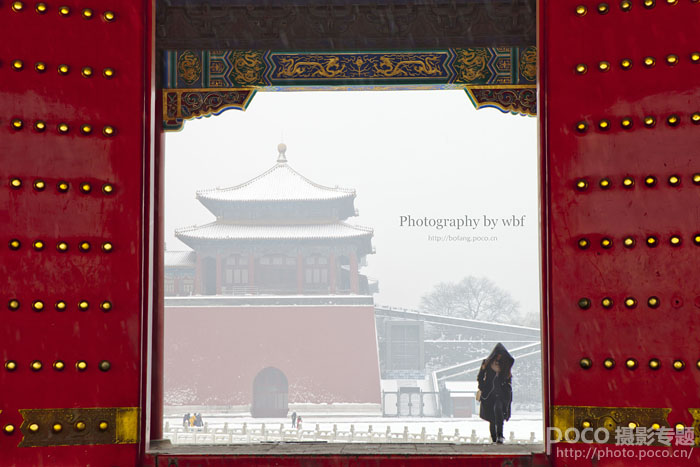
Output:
[
  {"xmin": 195, "ymin": 162, "xmax": 356, "ymax": 203},
  {"xmin": 174, "ymin": 220, "xmax": 374, "ymax": 242},
  {"xmin": 164, "ymin": 250, "xmax": 196, "ymax": 267}
]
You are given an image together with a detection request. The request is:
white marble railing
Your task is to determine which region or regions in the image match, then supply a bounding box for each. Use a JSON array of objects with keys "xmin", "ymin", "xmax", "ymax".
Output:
[{"xmin": 163, "ymin": 422, "xmax": 537, "ymax": 445}]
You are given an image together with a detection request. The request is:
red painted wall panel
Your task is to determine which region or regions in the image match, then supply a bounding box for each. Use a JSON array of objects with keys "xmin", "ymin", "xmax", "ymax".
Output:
[
  {"xmin": 0, "ymin": 0, "xmax": 153, "ymax": 465},
  {"xmin": 164, "ymin": 306, "xmax": 381, "ymax": 406}
]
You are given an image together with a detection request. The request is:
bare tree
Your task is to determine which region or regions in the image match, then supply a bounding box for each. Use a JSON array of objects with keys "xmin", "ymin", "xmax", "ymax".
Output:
[{"xmin": 420, "ymin": 276, "xmax": 520, "ymax": 322}]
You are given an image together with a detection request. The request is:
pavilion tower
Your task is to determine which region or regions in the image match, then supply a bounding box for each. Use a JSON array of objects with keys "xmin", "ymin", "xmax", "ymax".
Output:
[
  {"xmin": 173, "ymin": 143, "xmax": 376, "ymax": 297},
  {"xmin": 164, "ymin": 144, "xmax": 381, "ymax": 416}
]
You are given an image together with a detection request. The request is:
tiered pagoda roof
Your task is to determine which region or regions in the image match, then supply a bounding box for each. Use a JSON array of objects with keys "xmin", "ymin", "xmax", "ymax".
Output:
[
  {"xmin": 197, "ymin": 160, "xmax": 355, "ymax": 202},
  {"xmin": 175, "ymin": 144, "xmax": 373, "ymax": 253},
  {"xmin": 195, "ymin": 144, "xmax": 357, "ymax": 220}
]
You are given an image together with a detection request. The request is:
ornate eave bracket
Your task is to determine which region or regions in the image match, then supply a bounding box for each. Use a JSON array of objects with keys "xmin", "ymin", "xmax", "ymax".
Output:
[
  {"xmin": 163, "ymin": 88, "xmax": 256, "ymax": 131},
  {"xmin": 466, "ymin": 85, "xmax": 537, "ymax": 117}
]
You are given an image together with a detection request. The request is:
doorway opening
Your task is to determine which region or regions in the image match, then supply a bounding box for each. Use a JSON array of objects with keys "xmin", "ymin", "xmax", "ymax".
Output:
[
  {"xmin": 201, "ymin": 257, "xmax": 217, "ymax": 296},
  {"xmin": 161, "ymin": 90, "xmax": 542, "ymax": 448},
  {"xmin": 252, "ymin": 367, "xmax": 290, "ymax": 418}
]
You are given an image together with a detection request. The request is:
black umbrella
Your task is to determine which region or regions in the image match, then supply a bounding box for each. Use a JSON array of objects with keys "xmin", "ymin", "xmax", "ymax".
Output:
[{"xmin": 485, "ymin": 343, "xmax": 514, "ymax": 376}]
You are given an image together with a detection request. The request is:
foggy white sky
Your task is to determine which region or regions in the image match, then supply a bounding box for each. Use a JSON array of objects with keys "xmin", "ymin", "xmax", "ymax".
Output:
[{"xmin": 165, "ymin": 90, "xmax": 539, "ymax": 317}]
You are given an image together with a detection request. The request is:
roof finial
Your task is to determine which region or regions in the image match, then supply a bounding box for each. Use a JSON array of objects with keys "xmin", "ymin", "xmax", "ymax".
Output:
[{"xmin": 277, "ymin": 142, "xmax": 287, "ymax": 163}]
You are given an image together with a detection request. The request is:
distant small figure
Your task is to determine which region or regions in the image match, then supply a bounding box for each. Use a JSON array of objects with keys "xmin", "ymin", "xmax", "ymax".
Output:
[
  {"xmin": 189, "ymin": 413, "xmax": 196, "ymax": 427},
  {"xmin": 195, "ymin": 413, "xmax": 203, "ymax": 427},
  {"xmin": 439, "ymin": 383, "xmax": 452, "ymax": 418},
  {"xmin": 183, "ymin": 413, "xmax": 190, "ymax": 428},
  {"xmin": 291, "ymin": 411, "xmax": 297, "ymax": 428},
  {"xmin": 296, "ymin": 416, "xmax": 302, "ymax": 431}
]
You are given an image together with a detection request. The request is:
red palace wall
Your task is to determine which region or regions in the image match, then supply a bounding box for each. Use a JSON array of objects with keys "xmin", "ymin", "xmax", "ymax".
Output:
[{"xmin": 164, "ymin": 305, "xmax": 381, "ymax": 406}]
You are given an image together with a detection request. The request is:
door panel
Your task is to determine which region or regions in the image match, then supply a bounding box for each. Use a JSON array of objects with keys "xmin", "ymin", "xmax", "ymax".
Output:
[
  {"xmin": 540, "ymin": 0, "xmax": 700, "ymax": 464},
  {"xmin": 0, "ymin": 1, "xmax": 154, "ymax": 464}
]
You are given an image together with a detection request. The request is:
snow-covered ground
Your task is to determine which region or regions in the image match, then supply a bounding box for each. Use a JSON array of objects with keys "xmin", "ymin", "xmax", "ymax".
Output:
[{"xmin": 164, "ymin": 411, "xmax": 544, "ymax": 444}]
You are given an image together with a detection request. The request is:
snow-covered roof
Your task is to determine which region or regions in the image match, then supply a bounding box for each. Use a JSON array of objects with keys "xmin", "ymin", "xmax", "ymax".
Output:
[
  {"xmin": 175, "ymin": 221, "xmax": 373, "ymax": 242},
  {"xmin": 165, "ymin": 250, "xmax": 195, "ymax": 268},
  {"xmin": 196, "ymin": 162, "xmax": 355, "ymax": 203}
]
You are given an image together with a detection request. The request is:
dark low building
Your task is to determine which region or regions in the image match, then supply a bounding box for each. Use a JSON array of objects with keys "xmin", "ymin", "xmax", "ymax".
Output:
[{"xmin": 164, "ymin": 250, "xmax": 195, "ymax": 296}]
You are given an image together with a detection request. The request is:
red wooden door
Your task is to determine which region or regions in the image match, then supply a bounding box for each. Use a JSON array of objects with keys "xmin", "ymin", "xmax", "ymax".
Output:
[
  {"xmin": 1, "ymin": 1, "xmax": 155, "ymax": 465},
  {"xmin": 541, "ymin": 0, "xmax": 700, "ymax": 464}
]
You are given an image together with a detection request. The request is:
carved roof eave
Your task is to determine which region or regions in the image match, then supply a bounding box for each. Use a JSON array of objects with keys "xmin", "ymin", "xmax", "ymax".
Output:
[
  {"xmin": 176, "ymin": 234, "xmax": 374, "ymax": 256},
  {"xmin": 196, "ymin": 196, "xmax": 357, "ymax": 220},
  {"xmin": 174, "ymin": 220, "xmax": 373, "ymax": 253},
  {"xmin": 195, "ymin": 162, "xmax": 356, "ymax": 205}
]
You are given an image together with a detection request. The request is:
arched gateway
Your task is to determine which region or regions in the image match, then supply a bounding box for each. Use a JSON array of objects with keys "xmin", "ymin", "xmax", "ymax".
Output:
[{"xmin": 251, "ymin": 367, "xmax": 289, "ymax": 418}]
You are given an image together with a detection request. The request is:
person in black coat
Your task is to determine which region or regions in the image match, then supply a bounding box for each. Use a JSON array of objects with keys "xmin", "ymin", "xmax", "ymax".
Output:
[{"xmin": 477, "ymin": 343, "xmax": 514, "ymax": 444}]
